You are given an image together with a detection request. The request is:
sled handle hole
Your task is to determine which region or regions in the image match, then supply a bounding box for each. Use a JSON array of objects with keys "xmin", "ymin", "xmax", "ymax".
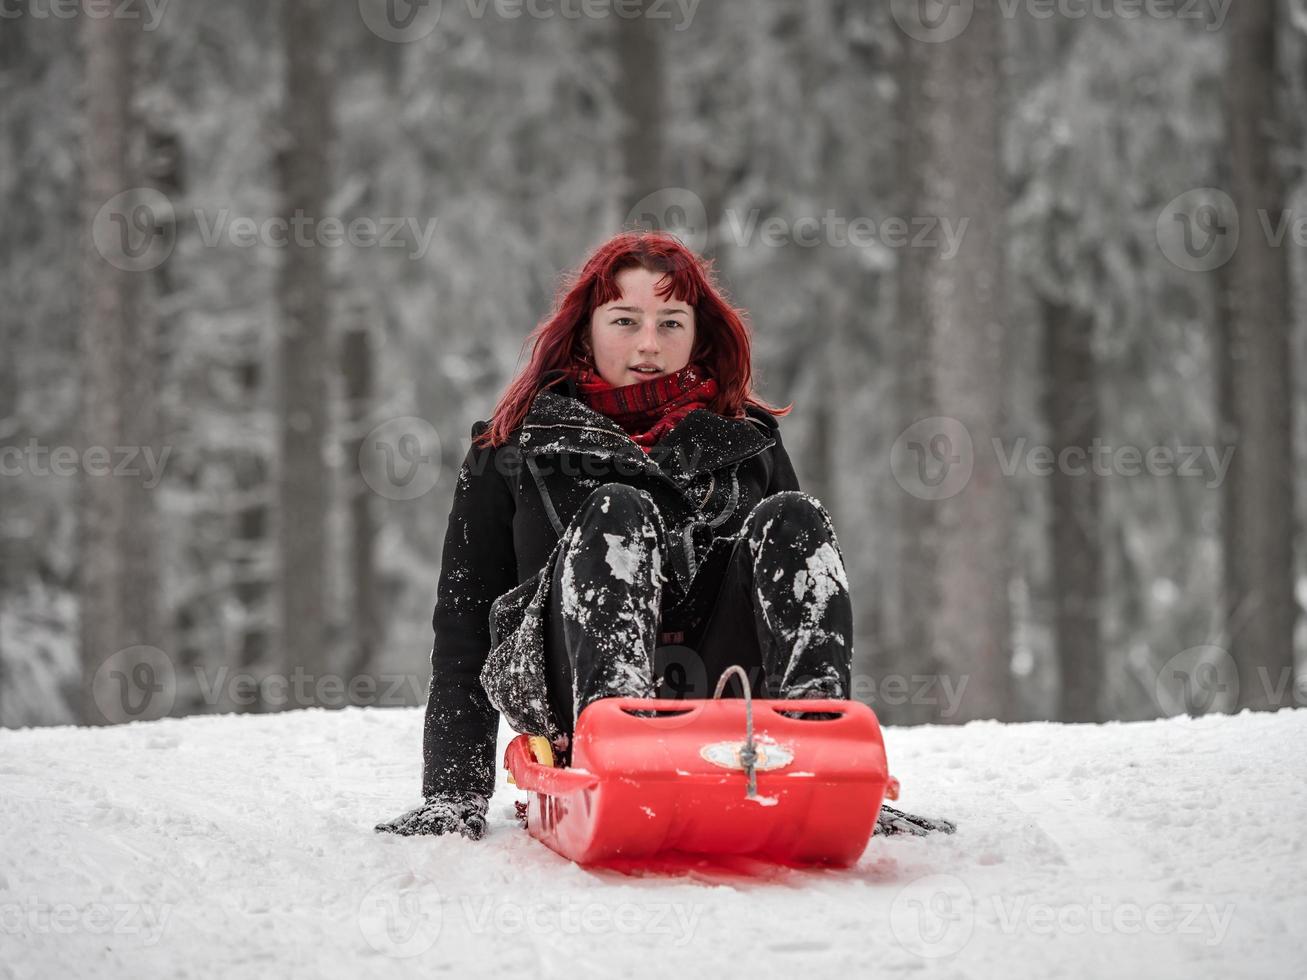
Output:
[
  {"xmin": 619, "ymin": 706, "xmax": 695, "ymax": 718},
  {"xmin": 770, "ymin": 704, "xmax": 850, "ymax": 721}
]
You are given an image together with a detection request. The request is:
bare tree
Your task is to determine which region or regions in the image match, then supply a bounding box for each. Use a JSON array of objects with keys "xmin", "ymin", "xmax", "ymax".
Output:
[
  {"xmin": 79, "ymin": 12, "xmax": 163, "ymax": 724},
  {"xmin": 275, "ymin": 0, "xmax": 335, "ymax": 707},
  {"xmin": 342, "ymin": 315, "xmax": 379, "ymax": 702},
  {"xmin": 894, "ymin": 0, "xmax": 1012, "ymax": 722},
  {"xmin": 1219, "ymin": 0, "xmax": 1296, "ymax": 711},
  {"xmin": 1041, "ymin": 292, "xmax": 1103, "ymax": 721},
  {"xmin": 615, "ymin": 0, "xmax": 667, "ymax": 213}
]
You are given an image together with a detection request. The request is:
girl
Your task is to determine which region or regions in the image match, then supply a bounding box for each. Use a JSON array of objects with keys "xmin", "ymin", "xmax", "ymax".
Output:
[{"xmin": 377, "ymin": 232, "xmax": 953, "ymax": 841}]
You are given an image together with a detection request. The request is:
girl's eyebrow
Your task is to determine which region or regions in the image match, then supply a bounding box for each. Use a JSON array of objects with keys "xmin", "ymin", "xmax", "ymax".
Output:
[{"xmin": 608, "ymin": 305, "xmax": 690, "ymax": 315}]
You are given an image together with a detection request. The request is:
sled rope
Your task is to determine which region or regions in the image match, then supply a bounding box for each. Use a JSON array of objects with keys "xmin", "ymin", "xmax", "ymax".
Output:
[{"xmin": 712, "ymin": 665, "xmax": 759, "ymax": 799}]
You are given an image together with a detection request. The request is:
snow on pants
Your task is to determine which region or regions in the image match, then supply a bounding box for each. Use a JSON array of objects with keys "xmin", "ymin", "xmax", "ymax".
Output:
[{"xmin": 541, "ymin": 482, "xmax": 854, "ymax": 737}]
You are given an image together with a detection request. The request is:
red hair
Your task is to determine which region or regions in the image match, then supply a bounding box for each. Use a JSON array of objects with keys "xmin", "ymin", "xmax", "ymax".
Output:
[{"xmin": 475, "ymin": 231, "xmax": 792, "ymax": 448}]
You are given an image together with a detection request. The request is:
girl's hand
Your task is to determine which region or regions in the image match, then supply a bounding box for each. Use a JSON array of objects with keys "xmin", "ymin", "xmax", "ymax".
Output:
[
  {"xmin": 375, "ymin": 792, "xmax": 489, "ymax": 839},
  {"xmin": 874, "ymin": 804, "xmax": 957, "ymax": 837}
]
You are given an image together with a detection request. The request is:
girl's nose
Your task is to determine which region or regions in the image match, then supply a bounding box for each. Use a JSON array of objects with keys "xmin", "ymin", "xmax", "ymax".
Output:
[{"xmin": 637, "ymin": 322, "xmax": 660, "ymax": 350}]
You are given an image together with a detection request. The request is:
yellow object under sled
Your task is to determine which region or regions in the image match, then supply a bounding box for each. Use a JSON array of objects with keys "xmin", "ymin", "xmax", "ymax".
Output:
[{"xmin": 506, "ymin": 736, "xmax": 554, "ymax": 784}]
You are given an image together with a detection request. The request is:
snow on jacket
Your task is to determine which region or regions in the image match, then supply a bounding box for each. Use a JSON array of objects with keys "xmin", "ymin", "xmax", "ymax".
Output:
[{"xmin": 421, "ymin": 370, "xmax": 801, "ymax": 798}]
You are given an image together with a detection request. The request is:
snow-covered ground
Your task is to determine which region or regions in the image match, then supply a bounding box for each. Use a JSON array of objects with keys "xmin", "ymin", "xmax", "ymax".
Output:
[{"xmin": 1, "ymin": 706, "xmax": 1303, "ymax": 979}]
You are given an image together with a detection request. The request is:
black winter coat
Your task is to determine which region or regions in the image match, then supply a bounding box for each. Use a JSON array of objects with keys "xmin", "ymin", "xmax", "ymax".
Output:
[{"xmin": 421, "ymin": 371, "xmax": 801, "ymax": 798}]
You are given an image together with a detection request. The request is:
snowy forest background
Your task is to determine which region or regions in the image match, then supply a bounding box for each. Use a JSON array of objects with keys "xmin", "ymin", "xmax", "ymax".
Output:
[{"xmin": 1, "ymin": 0, "xmax": 1304, "ymax": 729}]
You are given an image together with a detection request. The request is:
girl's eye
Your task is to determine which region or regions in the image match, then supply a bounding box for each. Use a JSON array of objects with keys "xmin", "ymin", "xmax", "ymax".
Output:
[{"xmin": 611, "ymin": 317, "xmax": 683, "ymax": 329}]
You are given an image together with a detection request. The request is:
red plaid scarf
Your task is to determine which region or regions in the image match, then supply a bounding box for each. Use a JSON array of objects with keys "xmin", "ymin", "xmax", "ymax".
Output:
[{"xmin": 569, "ymin": 362, "xmax": 719, "ymax": 452}]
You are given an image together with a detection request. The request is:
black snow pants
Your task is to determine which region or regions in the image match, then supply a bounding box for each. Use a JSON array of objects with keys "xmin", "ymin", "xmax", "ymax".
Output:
[{"xmin": 541, "ymin": 483, "xmax": 854, "ymax": 741}]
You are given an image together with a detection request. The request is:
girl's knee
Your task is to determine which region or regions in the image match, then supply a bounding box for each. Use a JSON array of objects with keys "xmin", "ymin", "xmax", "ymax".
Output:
[
  {"xmin": 579, "ymin": 482, "xmax": 658, "ymax": 520},
  {"xmin": 746, "ymin": 491, "xmax": 833, "ymax": 536}
]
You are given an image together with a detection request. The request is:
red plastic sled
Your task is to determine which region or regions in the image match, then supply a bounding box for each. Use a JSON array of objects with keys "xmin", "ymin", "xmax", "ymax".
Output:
[{"xmin": 504, "ymin": 670, "xmax": 897, "ymax": 868}]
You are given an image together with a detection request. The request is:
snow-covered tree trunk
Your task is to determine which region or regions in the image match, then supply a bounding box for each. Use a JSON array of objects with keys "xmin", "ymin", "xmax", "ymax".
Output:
[
  {"xmin": 1041, "ymin": 293, "xmax": 1104, "ymax": 721},
  {"xmin": 342, "ymin": 321, "xmax": 378, "ymax": 700},
  {"xmin": 895, "ymin": 0, "xmax": 1012, "ymax": 722},
  {"xmin": 275, "ymin": 0, "xmax": 334, "ymax": 706},
  {"xmin": 615, "ymin": 0, "xmax": 666, "ymax": 212},
  {"xmin": 78, "ymin": 11, "xmax": 163, "ymax": 724},
  {"xmin": 1219, "ymin": 0, "xmax": 1296, "ymax": 711}
]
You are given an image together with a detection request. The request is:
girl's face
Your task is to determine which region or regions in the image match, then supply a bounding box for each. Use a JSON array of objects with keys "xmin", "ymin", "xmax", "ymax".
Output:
[{"xmin": 587, "ymin": 266, "xmax": 696, "ymax": 387}]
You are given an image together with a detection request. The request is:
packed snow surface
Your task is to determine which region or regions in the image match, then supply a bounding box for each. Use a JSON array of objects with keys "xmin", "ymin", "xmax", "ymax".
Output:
[{"xmin": 1, "ymin": 707, "xmax": 1303, "ymax": 979}]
